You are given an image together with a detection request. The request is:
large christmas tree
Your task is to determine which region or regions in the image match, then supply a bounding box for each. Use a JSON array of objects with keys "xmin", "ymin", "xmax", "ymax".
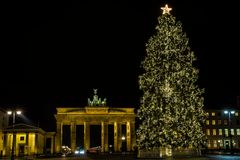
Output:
[{"xmin": 137, "ymin": 4, "xmax": 206, "ymax": 153}]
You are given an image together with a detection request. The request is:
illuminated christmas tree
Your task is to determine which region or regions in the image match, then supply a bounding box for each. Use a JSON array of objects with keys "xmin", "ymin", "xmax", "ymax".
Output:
[{"xmin": 137, "ymin": 4, "xmax": 206, "ymax": 155}]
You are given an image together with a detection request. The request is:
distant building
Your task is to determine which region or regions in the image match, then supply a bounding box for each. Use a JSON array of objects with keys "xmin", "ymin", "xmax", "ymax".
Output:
[
  {"xmin": 203, "ymin": 109, "xmax": 240, "ymax": 150},
  {"xmin": 0, "ymin": 108, "xmax": 9, "ymax": 156},
  {"xmin": 2, "ymin": 123, "xmax": 55, "ymax": 157}
]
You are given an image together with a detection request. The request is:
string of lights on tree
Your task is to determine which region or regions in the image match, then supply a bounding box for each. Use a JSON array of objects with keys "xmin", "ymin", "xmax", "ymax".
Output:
[{"xmin": 136, "ymin": 4, "xmax": 207, "ymax": 152}]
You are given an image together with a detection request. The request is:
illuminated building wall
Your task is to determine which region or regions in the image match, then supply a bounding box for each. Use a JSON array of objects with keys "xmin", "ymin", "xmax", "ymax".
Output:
[
  {"xmin": 2, "ymin": 124, "xmax": 55, "ymax": 156},
  {"xmin": 0, "ymin": 109, "xmax": 9, "ymax": 156},
  {"xmin": 55, "ymin": 90, "xmax": 136, "ymax": 153},
  {"xmin": 203, "ymin": 109, "xmax": 240, "ymax": 149},
  {"xmin": 55, "ymin": 107, "xmax": 136, "ymax": 153}
]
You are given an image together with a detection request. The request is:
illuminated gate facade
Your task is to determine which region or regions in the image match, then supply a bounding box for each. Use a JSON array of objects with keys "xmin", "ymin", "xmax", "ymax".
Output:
[{"xmin": 54, "ymin": 90, "xmax": 136, "ymax": 153}]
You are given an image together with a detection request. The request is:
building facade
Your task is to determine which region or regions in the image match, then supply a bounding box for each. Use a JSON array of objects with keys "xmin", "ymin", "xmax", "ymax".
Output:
[
  {"xmin": 0, "ymin": 109, "xmax": 9, "ymax": 156},
  {"xmin": 203, "ymin": 109, "xmax": 240, "ymax": 150},
  {"xmin": 2, "ymin": 124, "xmax": 55, "ymax": 157},
  {"xmin": 55, "ymin": 90, "xmax": 136, "ymax": 153}
]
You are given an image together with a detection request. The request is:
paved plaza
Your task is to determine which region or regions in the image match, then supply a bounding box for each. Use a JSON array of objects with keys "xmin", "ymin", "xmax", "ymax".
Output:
[{"xmin": 1, "ymin": 154, "xmax": 240, "ymax": 160}]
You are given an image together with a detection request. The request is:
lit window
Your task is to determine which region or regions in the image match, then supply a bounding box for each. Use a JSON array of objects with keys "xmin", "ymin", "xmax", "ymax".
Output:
[
  {"xmin": 237, "ymin": 129, "xmax": 240, "ymax": 135},
  {"xmin": 235, "ymin": 112, "xmax": 239, "ymax": 116},
  {"xmin": 206, "ymin": 120, "xmax": 209, "ymax": 125},
  {"xmin": 213, "ymin": 129, "xmax": 216, "ymax": 135},
  {"xmin": 207, "ymin": 140, "xmax": 211, "ymax": 148},
  {"xmin": 218, "ymin": 140, "xmax": 223, "ymax": 147},
  {"xmin": 213, "ymin": 140, "xmax": 217, "ymax": 148},
  {"xmin": 224, "ymin": 120, "xmax": 228, "ymax": 125},
  {"xmin": 20, "ymin": 136, "xmax": 24, "ymax": 141},
  {"xmin": 218, "ymin": 129, "xmax": 222, "ymax": 135},
  {"xmin": 206, "ymin": 129, "xmax": 210, "ymax": 135},
  {"xmin": 206, "ymin": 112, "xmax": 209, "ymax": 116},
  {"xmin": 212, "ymin": 120, "xmax": 216, "ymax": 125},
  {"xmin": 225, "ymin": 129, "xmax": 229, "ymax": 136},
  {"xmin": 212, "ymin": 112, "xmax": 215, "ymax": 116},
  {"xmin": 231, "ymin": 129, "xmax": 234, "ymax": 135}
]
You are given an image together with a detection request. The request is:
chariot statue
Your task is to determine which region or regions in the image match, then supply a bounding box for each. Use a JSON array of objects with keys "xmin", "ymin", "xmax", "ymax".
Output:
[{"xmin": 87, "ymin": 89, "xmax": 107, "ymax": 107}]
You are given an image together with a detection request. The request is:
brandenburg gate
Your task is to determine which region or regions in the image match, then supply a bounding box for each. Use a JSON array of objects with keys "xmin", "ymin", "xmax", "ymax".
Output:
[{"xmin": 55, "ymin": 90, "xmax": 136, "ymax": 153}]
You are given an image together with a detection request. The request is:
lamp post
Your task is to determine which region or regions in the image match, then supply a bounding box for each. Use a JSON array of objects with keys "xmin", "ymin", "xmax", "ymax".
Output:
[
  {"xmin": 7, "ymin": 110, "xmax": 22, "ymax": 160},
  {"xmin": 224, "ymin": 110, "xmax": 235, "ymax": 154},
  {"xmin": 121, "ymin": 135, "xmax": 126, "ymax": 152}
]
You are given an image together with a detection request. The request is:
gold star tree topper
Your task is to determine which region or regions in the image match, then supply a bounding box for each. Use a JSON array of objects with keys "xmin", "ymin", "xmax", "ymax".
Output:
[{"xmin": 161, "ymin": 4, "xmax": 172, "ymax": 15}]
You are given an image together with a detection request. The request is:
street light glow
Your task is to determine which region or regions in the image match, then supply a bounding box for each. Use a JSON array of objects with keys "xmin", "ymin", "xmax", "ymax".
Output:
[
  {"xmin": 224, "ymin": 110, "xmax": 228, "ymax": 114},
  {"xmin": 230, "ymin": 111, "xmax": 235, "ymax": 114},
  {"xmin": 16, "ymin": 111, "xmax": 22, "ymax": 115},
  {"xmin": 7, "ymin": 111, "xmax": 12, "ymax": 115}
]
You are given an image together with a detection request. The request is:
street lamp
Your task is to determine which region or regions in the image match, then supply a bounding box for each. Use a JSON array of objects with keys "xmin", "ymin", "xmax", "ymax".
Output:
[
  {"xmin": 217, "ymin": 140, "xmax": 221, "ymax": 149},
  {"xmin": 224, "ymin": 110, "xmax": 235, "ymax": 154},
  {"xmin": 121, "ymin": 135, "xmax": 126, "ymax": 152},
  {"xmin": 7, "ymin": 110, "xmax": 22, "ymax": 160}
]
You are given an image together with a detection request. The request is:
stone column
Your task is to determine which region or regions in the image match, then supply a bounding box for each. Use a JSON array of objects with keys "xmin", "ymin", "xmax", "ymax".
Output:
[
  {"xmin": 51, "ymin": 135, "xmax": 54, "ymax": 155},
  {"xmin": 2, "ymin": 133, "xmax": 7, "ymax": 156},
  {"xmin": 101, "ymin": 122, "xmax": 105, "ymax": 152},
  {"xmin": 71, "ymin": 122, "xmax": 76, "ymax": 151},
  {"xmin": 131, "ymin": 121, "xmax": 136, "ymax": 151},
  {"xmin": 114, "ymin": 122, "xmax": 118, "ymax": 152},
  {"xmin": 104, "ymin": 123, "xmax": 108, "ymax": 152},
  {"xmin": 55, "ymin": 122, "xmax": 62, "ymax": 153},
  {"xmin": 84, "ymin": 122, "xmax": 90, "ymax": 150},
  {"xmin": 126, "ymin": 121, "xmax": 131, "ymax": 151},
  {"xmin": 118, "ymin": 124, "xmax": 122, "ymax": 151}
]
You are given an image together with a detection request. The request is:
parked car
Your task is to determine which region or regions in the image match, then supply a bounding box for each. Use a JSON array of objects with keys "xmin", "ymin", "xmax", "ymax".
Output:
[
  {"xmin": 61, "ymin": 146, "xmax": 72, "ymax": 157},
  {"xmin": 86, "ymin": 146, "xmax": 101, "ymax": 154},
  {"xmin": 74, "ymin": 146, "xmax": 85, "ymax": 155}
]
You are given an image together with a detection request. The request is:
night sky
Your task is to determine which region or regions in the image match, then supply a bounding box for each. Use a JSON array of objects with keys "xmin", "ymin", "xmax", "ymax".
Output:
[{"xmin": 1, "ymin": 0, "xmax": 240, "ymax": 131}]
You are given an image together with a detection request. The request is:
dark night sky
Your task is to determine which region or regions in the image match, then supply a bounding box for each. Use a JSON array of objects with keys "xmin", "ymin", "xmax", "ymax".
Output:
[{"xmin": 1, "ymin": 0, "xmax": 240, "ymax": 131}]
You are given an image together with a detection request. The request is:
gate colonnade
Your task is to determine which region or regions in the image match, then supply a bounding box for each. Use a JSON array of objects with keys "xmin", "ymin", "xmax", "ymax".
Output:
[{"xmin": 55, "ymin": 107, "xmax": 135, "ymax": 152}]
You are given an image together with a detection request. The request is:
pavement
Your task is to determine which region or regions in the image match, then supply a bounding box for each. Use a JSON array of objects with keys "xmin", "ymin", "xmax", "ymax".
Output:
[{"xmin": 1, "ymin": 153, "xmax": 240, "ymax": 160}]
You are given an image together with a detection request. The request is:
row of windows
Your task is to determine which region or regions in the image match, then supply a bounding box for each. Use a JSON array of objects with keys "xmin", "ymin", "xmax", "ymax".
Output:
[
  {"xmin": 206, "ymin": 112, "xmax": 239, "ymax": 117},
  {"xmin": 206, "ymin": 128, "xmax": 240, "ymax": 136},
  {"xmin": 207, "ymin": 139, "xmax": 237, "ymax": 148},
  {"xmin": 206, "ymin": 119, "xmax": 240, "ymax": 125}
]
